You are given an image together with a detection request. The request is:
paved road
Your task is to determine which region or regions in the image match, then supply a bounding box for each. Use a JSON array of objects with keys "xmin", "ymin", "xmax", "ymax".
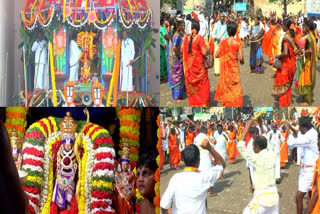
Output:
[
  {"xmin": 160, "ymin": 156, "xmax": 309, "ymax": 214},
  {"xmin": 160, "ymin": 45, "xmax": 320, "ymax": 107}
]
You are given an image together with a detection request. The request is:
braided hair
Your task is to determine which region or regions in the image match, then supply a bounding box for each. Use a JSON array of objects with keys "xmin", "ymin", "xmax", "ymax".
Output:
[{"xmin": 188, "ymin": 20, "xmax": 200, "ymax": 53}]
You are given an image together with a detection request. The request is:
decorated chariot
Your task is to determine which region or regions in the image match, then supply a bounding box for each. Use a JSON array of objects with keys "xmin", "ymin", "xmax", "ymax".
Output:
[{"xmin": 19, "ymin": 0, "xmax": 156, "ymax": 107}]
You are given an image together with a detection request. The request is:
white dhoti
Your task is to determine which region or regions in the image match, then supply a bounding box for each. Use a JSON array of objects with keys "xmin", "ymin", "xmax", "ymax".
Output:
[
  {"xmin": 215, "ymin": 148, "xmax": 226, "ymax": 161},
  {"xmin": 214, "ymin": 44, "xmax": 220, "ymax": 75},
  {"xmin": 274, "ymin": 153, "xmax": 280, "ymax": 179},
  {"xmin": 34, "ymin": 63, "xmax": 46, "ymax": 90},
  {"xmin": 243, "ymin": 186, "xmax": 279, "ymax": 214},
  {"xmin": 120, "ymin": 62, "xmax": 133, "ymax": 92},
  {"xmin": 69, "ymin": 64, "xmax": 79, "ymax": 81},
  {"xmin": 298, "ymin": 167, "xmax": 314, "ymax": 193}
]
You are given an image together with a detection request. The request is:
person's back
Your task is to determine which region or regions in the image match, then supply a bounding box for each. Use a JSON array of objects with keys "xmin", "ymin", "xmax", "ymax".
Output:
[{"xmin": 167, "ymin": 166, "xmax": 223, "ymax": 214}]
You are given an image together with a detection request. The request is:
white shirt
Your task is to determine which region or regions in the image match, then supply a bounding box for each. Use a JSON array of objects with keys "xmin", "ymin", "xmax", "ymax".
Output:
[
  {"xmin": 267, "ymin": 130, "xmax": 284, "ymax": 154},
  {"xmin": 185, "ymin": 20, "xmax": 192, "ymax": 35},
  {"xmin": 69, "ymin": 40, "xmax": 82, "ymax": 67},
  {"xmin": 162, "ymin": 126, "xmax": 169, "ymax": 151},
  {"xmin": 32, "ymin": 40, "xmax": 47, "ymax": 64},
  {"xmin": 256, "ymin": 125, "xmax": 268, "ymax": 135},
  {"xmin": 213, "ymin": 131, "xmax": 228, "ymax": 157},
  {"xmin": 287, "ymin": 128, "xmax": 319, "ymax": 166},
  {"xmin": 160, "ymin": 165, "xmax": 223, "ymax": 214},
  {"xmin": 194, "ymin": 133, "xmax": 212, "ymax": 171}
]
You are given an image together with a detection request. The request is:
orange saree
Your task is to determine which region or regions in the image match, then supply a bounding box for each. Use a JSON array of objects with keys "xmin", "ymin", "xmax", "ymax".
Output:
[
  {"xmin": 273, "ymin": 38, "xmax": 296, "ymax": 107},
  {"xmin": 168, "ymin": 134, "xmax": 180, "ymax": 169},
  {"xmin": 227, "ymin": 130, "xmax": 238, "ymax": 163},
  {"xmin": 262, "ymin": 25, "xmax": 277, "ymax": 64},
  {"xmin": 311, "ymin": 158, "xmax": 320, "ymax": 214},
  {"xmin": 214, "ymin": 38, "xmax": 243, "ymax": 106},
  {"xmin": 280, "ymin": 132, "xmax": 288, "ymax": 167},
  {"xmin": 182, "ymin": 34, "xmax": 210, "ymax": 106},
  {"xmin": 185, "ymin": 131, "xmax": 195, "ymax": 146}
]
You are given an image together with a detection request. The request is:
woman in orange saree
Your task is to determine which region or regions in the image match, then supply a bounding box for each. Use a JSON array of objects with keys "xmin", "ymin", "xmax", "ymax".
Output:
[
  {"xmin": 168, "ymin": 128, "xmax": 180, "ymax": 169},
  {"xmin": 272, "ymin": 19, "xmax": 297, "ymax": 107},
  {"xmin": 280, "ymin": 126, "xmax": 288, "ymax": 167},
  {"xmin": 297, "ymin": 20, "xmax": 317, "ymax": 105},
  {"xmin": 262, "ymin": 20, "xmax": 277, "ymax": 65},
  {"xmin": 214, "ymin": 21, "xmax": 244, "ymax": 107},
  {"xmin": 182, "ymin": 21, "xmax": 210, "ymax": 106},
  {"xmin": 227, "ymin": 125, "xmax": 237, "ymax": 163}
]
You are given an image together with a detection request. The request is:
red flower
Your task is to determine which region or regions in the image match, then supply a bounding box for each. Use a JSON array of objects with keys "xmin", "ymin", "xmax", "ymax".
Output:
[
  {"xmin": 27, "ymin": 205, "xmax": 35, "ymax": 214},
  {"xmin": 91, "ymin": 201, "xmax": 109, "ymax": 210},
  {"xmin": 91, "ymin": 189, "xmax": 112, "ymax": 199},
  {"xmin": 23, "ymin": 186, "xmax": 41, "ymax": 195},
  {"xmin": 23, "ymin": 147, "xmax": 44, "ymax": 157},
  {"xmin": 84, "ymin": 123, "xmax": 95, "ymax": 134},
  {"xmin": 95, "ymin": 152, "xmax": 114, "ymax": 161},
  {"xmin": 23, "ymin": 159, "xmax": 43, "ymax": 167},
  {"xmin": 93, "ymin": 162, "xmax": 114, "ymax": 172}
]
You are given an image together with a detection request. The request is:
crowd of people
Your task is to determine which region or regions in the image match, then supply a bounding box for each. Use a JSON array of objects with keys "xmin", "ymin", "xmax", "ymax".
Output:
[
  {"xmin": 160, "ymin": 109, "xmax": 320, "ymax": 214},
  {"xmin": 160, "ymin": 11, "xmax": 319, "ymax": 107}
]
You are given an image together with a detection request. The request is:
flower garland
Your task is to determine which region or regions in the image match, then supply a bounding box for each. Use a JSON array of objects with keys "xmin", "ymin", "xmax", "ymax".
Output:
[
  {"xmin": 107, "ymin": 39, "xmax": 121, "ymax": 107},
  {"xmin": 49, "ymin": 42, "xmax": 57, "ymax": 107},
  {"xmin": 21, "ymin": 117, "xmax": 57, "ymax": 214},
  {"xmin": 154, "ymin": 113, "xmax": 160, "ymax": 214},
  {"xmin": 117, "ymin": 108, "xmax": 141, "ymax": 165},
  {"xmin": 156, "ymin": 114, "xmax": 164, "ymax": 169},
  {"xmin": 5, "ymin": 107, "xmax": 28, "ymax": 139},
  {"xmin": 84, "ymin": 123, "xmax": 116, "ymax": 214}
]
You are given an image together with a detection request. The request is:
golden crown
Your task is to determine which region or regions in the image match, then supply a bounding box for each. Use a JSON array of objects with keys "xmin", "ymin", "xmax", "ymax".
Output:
[{"xmin": 59, "ymin": 112, "xmax": 77, "ymax": 135}]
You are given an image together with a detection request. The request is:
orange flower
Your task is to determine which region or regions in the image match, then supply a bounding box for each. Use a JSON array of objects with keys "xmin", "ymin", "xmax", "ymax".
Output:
[
  {"xmin": 120, "ymin": 119, "xmax": 140, "ymax": 129},
  {"xmin": 6, "ymin": 112, "xmax": 26, "ymax": 119},
  {"xmin": 153, "ymin": 194, "xmax": 160, "ymax": 207},
  {"xmin": 157, "ymin": 114, "xmax": 160, "ymax": 127},
  {"xmin": 155, "ymin": 168, "xmax": 160, "ymax": 182}
]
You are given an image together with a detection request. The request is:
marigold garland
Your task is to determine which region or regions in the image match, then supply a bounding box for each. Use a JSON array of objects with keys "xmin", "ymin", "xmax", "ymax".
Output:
[
  {"xmin": 107, "ymin": 39, "xmax": 120, "ymax": 107},
  {"xmin": 5, "ymin": 107, "xmax": 28, "ymax": 139},
  {"xmin": 117, "ymin": 108, "xmax": 141, "ymax": 164},
  {"xmin": 155, "ymin": 113, "xmax": 160, "ymax": 214}
]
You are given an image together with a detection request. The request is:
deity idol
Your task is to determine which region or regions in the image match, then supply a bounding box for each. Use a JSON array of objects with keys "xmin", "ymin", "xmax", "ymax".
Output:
[
  {"xmin": 114, "ymin": 139, "xmax": 135, "ymax": 214},
  {"xmin": 101, "ymin": 25, "xmax": 117, "ymax": 87},
  {"xmin": 53, "ymin": 25, "xmax": 67, "ymax": 73},
  {"xmin": 10, "ymin": 127, "xmax": 22, "ymax": 169},
  {"xmin": 52, "ymin": 112, "xmax": 78, "ymax": 210}
]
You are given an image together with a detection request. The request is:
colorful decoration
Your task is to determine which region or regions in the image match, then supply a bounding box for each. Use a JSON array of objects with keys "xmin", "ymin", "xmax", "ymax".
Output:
[
  {"xmin": 154, "ymin": 113, "xmax": 160, "ymax": 214},
  {"xmin": 53, "ymin": 25, "xmax": 67, "ymax": 74},
  {"xmin": 117, "ymin": 108, "xmax": 141, "ymax": 166},
  {"xmin": 64, "ymin": 80, "xmax": 75, "ymax": 106},
  {"xmin": 5, "ymin": 107, "xmax": 28, "ymax": 138},
  {"xmin": 92, "ymin": 81, "xmax": 104, "ymax": 106},
  {"xmin": 21, "ymin": 115, "xmax": 116, "ymax": 214}
]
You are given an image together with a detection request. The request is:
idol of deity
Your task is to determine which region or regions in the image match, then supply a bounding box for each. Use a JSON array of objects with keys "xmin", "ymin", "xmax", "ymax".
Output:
[
  {"xmin": 101, "ymin": 25, "xmax": 117, "ymax": 80},
  {"xmin": 52, "ymin": 112, "xmax": 78, "ymax": 210},
  {"xmin": 10, "ymin": 127, "xmax": 22, "ymax": 169},
  {"xmin": 114, "ymin": 139, "xmax": 135, "ymax": 214},
  {"xmin": 53, "ymin": 25, "xmax": 67, "ymax": 73}
]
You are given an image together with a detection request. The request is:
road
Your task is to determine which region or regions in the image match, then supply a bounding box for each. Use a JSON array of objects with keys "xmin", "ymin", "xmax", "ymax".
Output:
[
  {"xmin": 160, "ymin": 156, "xmax": 310, "ymax": 214},
  {"xmin": 160, "ymin": 45, "xmax": 320, "ymax": 107}
]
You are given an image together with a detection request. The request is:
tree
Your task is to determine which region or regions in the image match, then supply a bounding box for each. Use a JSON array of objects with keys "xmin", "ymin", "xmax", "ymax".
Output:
[{"xmin": 267, "ymin": 0, "xmax": 302, "ymax": 16}]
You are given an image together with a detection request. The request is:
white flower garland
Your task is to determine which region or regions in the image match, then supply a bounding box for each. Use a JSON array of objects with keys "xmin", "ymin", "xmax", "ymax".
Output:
[{"xmin": 83, "ymin": 134, "xmax": 94, "ymax": 214}]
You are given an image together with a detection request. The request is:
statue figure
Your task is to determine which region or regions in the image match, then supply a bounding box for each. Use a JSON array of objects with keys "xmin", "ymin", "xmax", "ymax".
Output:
[
  {"xmin": 52, "ymin": 112, "xmax": 78, "ymax": 210},
  {"xmin": 53, "ymin": 25, "xmax": 67, "ymax": 73},
  {"xmin": 101, "ymin": 25, "xmax": 118, "ymax": 87},
  {"xmin": 10, "ymin": 127, "xmax": 22, "ymax": 169},
  {"xmin": 114, "ymin": 139, "xmax": 135, "ymax": 214}
]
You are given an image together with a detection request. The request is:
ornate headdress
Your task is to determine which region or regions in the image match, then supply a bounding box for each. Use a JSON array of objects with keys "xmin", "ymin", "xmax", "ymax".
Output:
[
  {"xmin": 120, "ymin": 139, "xmax": 130, "ymax": 163},
  {"xmin": 59, "ymin": 112, "xmax": 77, "ymax": 142}
]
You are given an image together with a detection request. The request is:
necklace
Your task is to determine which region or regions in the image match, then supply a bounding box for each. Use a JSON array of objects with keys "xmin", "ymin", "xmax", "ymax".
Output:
[{"xmin": 184, "ymin": 166, "xmax": 198, "ymax": 172}]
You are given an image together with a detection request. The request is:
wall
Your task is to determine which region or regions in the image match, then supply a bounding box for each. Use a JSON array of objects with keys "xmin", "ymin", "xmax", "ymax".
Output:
[{"xmin": 254, "ymin": 0, "xmax": 305, "ymax": 16}]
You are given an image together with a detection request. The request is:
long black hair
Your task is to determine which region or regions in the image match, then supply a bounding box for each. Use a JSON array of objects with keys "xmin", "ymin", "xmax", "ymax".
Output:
[
  {"xmin": 188, "ymin": 20, "xmax": 200, "ymax": 53},
  {"xmin": 283, "ymin": 18, "xmax": 295, "ymax": 38}
]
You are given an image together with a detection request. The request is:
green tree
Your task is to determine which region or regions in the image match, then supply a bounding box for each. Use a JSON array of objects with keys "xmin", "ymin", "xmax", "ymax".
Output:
[
  {"xmin": 268, "ymin": 0, "xmax": 302, "ymax": 16},
  {"xmin": 161, "ymin": 0, "xmax": 177, "ymax": 9}
]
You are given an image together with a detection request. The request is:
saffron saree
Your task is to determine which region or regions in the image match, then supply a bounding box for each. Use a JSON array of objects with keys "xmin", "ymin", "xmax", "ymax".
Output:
[
  {"xmin": 262, "ymin": 25, "xmax": 279, "ymax": 65},
  {"xmin": 182, "ymin": 34, "xmax": 210, "ymax": 106},
  {"xmin": 168, "ymin": 134, "xmax": 180, "ymax": 169},
  {"xmin": 272, "ymin": 37, "xmax": 296, "ymax": 107},
  {"xmin": 297, "ymin": 33, "xmax": 317, "ymax": 104},
  {"xmin": 169, "ymin": 33, "xmax": 185, "ymax": 100},
  {"xmin": 214, "ymin": 38, "xmax": 243, "ymax": 106},
  {"xmin": 227, "ymin": 130, "xmax": 238, "ymax": 163},
  {"xmin": 250, "ymin": 25, "xmax": 264, "ymax": 72}
]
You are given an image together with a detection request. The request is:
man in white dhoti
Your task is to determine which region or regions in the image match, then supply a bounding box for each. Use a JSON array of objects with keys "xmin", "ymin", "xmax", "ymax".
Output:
[
  {"xmin": 238, "ymin": 118, "xmax": 279, "ymax": 214},
  {"xmin": 161, "ymin": 142, "xmax": 225, "ymax": 214},
  {"xmin": 285, "ymin": 116, "xmax": 319, "ymax": 214},
  {"xmin": 120, "ymin": 31, "xmax": 135, "ymax": 92},
  {"xmin": 213, "ymin": 124, "xmax": 228, "ymax": 180},
  {"xmin": 69, "ymin": 34, "xmax": 82, "ymax": 81},
  {"xmin": 212, "ymin": 14, "xmax": 228, "ymax": 76},
  {"xmin": 31, "ymin": 34, "xmax": 48, "ymax": 91},
  {"xmin": 240, "ymin": 18, "xmax": 249, "ymax": 47},
  {"xmin": 194, "ymin": 125, "xmax": 216, "ymax": 196},
  {"xmin": 246, "ymin": 126, "xmax": 260, "ymax": 190},
  {"xmin": 198, "ymin": 13, "xmax": 208, "ymax": 39},
  {"xmin": 266, "ymin": 122, "xmax": 284, "ymax": 181}
]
